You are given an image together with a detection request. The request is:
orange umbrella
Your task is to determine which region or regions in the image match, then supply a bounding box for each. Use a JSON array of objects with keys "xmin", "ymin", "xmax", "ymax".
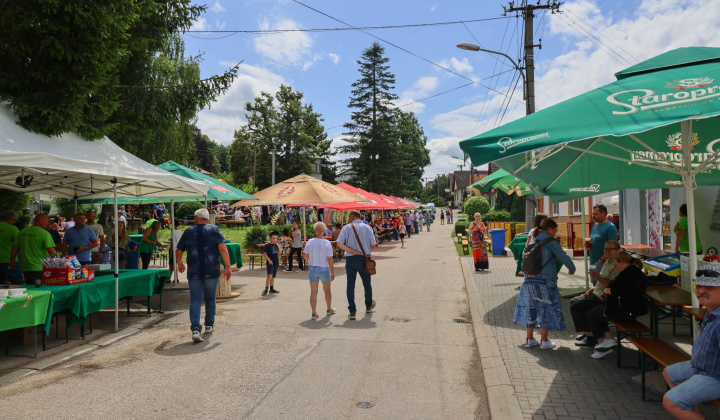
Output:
[{"xmin": 231, "ymin": 174, "xmax": 367, "ymax": 240}]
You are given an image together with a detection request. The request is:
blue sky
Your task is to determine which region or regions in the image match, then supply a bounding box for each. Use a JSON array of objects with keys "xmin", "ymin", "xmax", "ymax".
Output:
[{"xmin": 184, "ymin": 0, "xmax": 720, "ymax": 182}]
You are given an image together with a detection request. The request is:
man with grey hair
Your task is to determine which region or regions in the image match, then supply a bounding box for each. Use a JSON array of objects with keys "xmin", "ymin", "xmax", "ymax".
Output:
[
  {"xmin": 663, "ymin": 265, "xmax": 720, "ymax": 418},
  {"xmin": 0, "ymin": 210, "xmax": 22, "ymax": 285},
  {"xmin": 337, "ymin": 210, "xmax": 377, "ymax": 320},
  {"xmin": 176, "ymin": 208, "xmax": 232, "ymax": 343}
]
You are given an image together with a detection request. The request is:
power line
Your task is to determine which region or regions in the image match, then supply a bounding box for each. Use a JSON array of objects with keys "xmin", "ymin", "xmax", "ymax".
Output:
[
  {"xmin": 291, "ymin": 0, "xmax": 526, "ymax": 107},
  {"xmin": 555, "ymin": 12, "xmax": 633, "ymax": 67},
  {"xmin": 185, "ymin": 16, "xmax": 510, "ymax": 35},
  {"xmin": 564, "ymin": 7, "xmax": 639, "ymax": 64}
]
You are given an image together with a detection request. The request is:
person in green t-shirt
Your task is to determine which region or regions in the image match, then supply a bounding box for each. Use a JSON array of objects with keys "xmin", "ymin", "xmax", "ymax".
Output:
[
  {"xmin": 10, "ymin": 213, "xmax": 56, "ymax": 286},
  {"xmin": 674, "ymin": 203, "xmax": 703, "ymax": 254},
  {"xmin": 0, "ymin": 210, "xmax": 22, "ymax": 285}
]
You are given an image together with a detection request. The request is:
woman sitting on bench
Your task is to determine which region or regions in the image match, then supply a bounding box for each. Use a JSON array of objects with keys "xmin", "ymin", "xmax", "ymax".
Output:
[{"xmin": 584, "ymin": 251, "xmax": 647, "ymax": 359}]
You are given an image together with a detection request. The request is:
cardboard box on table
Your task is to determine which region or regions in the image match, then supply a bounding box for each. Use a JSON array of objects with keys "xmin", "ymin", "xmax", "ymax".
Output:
[{"xmin": 42, "ymin": 267, "xmax": 95, "ymax": 286}]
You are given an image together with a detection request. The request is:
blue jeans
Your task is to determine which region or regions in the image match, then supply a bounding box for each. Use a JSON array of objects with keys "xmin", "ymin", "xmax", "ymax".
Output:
[
  {"xmin": 188, "ymin": 277, "xmax": 220, "ymax": 332},
  {"xmin": 0, "ymin": 262, "xmax": 23, "ymax": 285},
  {"xmin": 413, "ymin": 221, "xmax": 419, "ymax": 234},
  {"xmin": 406, "ymin": 225, "xmax": 412, "ymax": 238},
  {"xmin": 308, "ymin": 266, "xmax": 331, "ymax": 284},
  {"xmin": 345, "ymin": 256, "xmax": 372, "ymax": 313},
  {"xmin": 665, "ymin": 360, "xmax": 720, "ymax": 410}
]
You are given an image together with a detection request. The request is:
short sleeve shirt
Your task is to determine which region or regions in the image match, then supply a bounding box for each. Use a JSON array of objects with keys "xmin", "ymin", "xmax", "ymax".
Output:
[
  {"xmin": 292, "ymin": 229, "xmax": 302, "ymax": 248},
  {"xmin": 13, "ymin": 226, "xmax": 55, "ymax": 271},
  {"xmin": 87, "ymin": 223, "xmax": 104, "ymax": 252},
  {"xmin": 263, "ymin": 242, "xmax": 279, "ymax": 264},
  {"xmin": 678, "ymin": 217, "xmax": 703, "ymax": 253},
  {"xmin": 305, "ymin": 238, "xmax": 333, "ymax": 267},
  {"xmin": 337, "ymin": 221, "xmax": 377, "ymax": 257},
  {"xmin": 0, "ymin": 221, "xmax": 19, "ymax": 263},
  {"xmin": 176, "ymin": 224, "xmax": 225, "ymax": 280},
  {"xmin": 63, "ymin": 225, "xmax": 97, "ymax": 262},
  {"xmin": 692, "ymin": 306, "xmax": 720, "ymax": 377},
  {"xmin": 589, "ymin": 221, "xmax": 618, "ymax": 264}
]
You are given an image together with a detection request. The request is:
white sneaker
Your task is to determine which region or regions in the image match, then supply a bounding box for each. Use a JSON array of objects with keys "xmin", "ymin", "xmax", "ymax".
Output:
[
  {"xmin": 591, "ymin": 349, "xmax": 613, "ymax": 359},
  {"xmin": 192, "ymin": 330, "xmax": 203, "ymax": 343},
  {"xmin": 296, "ymin": 269, "xmax": 304, "ymax": 273},
  {"xmin": 540, "ymin": 340, "xmax": 556, "ymax": 349},
  {"xmin": 594, "ymin": 338, "xmax": 617, "ymax": 350},
  {"xmin": 283, "ymin": 269, "xmax": 291, "ymax": 272},
  {"xmin": 524, "ymin": 338, "xmax": 539, "ymax": 348},
  {"xmin": 205, "ymin": 325, "xmax": 215, "ymax": 334}
]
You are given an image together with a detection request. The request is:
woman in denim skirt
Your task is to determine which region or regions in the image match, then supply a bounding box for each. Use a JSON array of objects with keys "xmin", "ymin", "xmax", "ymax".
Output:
[{"xmin": 303, "ymin": 222, "xmax": 336, "ymax": 320}]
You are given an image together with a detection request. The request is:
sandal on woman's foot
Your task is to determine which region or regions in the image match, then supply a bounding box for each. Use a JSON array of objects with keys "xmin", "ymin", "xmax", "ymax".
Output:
[
  {"xmin": 311, "ymin": 313, "xmax": 319, "ymax": 320},
  {"xmin": 327, "ymin": 308, "xmax": 336, "ymax": 316}
]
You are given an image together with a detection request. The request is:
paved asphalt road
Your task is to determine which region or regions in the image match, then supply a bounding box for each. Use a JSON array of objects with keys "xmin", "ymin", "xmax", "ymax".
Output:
[{"xmin": 0, "ymin": 220, "xmax": 489, "ymax": 419}]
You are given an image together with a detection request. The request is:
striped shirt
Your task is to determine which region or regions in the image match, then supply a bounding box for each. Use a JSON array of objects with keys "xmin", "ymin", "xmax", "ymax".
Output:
[{"xmin": 692, "ymin": 306, "xmax": 720, "ymax": 378}]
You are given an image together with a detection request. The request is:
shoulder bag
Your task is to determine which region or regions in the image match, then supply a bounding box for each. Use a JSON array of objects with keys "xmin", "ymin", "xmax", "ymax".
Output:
[{"xmin": 351, "ymin": 224, "xmax": 376, "ymax": 275}]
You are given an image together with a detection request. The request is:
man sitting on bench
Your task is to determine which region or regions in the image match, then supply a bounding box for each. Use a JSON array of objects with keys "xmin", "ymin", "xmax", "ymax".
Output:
[{"xmin": 663, "ymin": 265, "xmax": 720, "ymax": 419}]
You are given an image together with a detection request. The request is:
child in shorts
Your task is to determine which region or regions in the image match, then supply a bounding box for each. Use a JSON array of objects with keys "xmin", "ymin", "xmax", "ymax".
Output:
[
  {"xmin": 398, "ymin": 224, "xmax": 406, "ymax": 248},
  {"xmin": 262, "ymin": 231, "xmax": 280, "ymax": 296},
  {"xmin": 303, "ymin": 222, "xmax": 335, "ymax": 319}
]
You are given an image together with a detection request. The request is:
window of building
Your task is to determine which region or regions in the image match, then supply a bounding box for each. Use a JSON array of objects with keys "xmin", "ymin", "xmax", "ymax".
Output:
[
  {"xmin": 572, "ymin": 199, "xmax": 582, "ymax": 214},
  {"xmin": 552, "ymin": 202, "xmax": 559, "ymax": 216}
]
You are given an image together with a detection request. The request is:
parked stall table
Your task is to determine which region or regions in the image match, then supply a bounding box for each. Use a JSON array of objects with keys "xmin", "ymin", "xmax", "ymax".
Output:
[
  {"xmin": 646, "ymin": 285, "xmax": 692, "ymax": 337},
  {"xmin": 622, "ymin": 244, "xmax": 669, "ymax": 259},
  {"xmin": 37, "ymin": 269, "xmax": 169, "ymax": 346},
  {"xmin": 0, "ymin": 290, "xmax": 53, "ymax": 357}
]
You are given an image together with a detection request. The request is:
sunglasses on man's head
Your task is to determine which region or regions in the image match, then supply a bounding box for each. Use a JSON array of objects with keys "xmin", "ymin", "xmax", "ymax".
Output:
[{"xmin": 696, "ymin": 269, "xmax": 720, "ymax": 278}]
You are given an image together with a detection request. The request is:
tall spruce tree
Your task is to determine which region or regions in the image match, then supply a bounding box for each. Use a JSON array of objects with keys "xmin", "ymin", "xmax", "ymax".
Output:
[{"xmin": 341, "ymin": 43, "xmax": 399, "ymax": 193}]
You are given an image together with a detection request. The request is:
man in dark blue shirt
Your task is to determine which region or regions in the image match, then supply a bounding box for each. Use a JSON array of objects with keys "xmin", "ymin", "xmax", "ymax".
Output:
[
  {"xmin": 663, "ymin": 265, "xmax": 720, "ymax": 418},
  {"xmin": 176, "ymin": 208, "xmax": 232, "ymax": 343}
]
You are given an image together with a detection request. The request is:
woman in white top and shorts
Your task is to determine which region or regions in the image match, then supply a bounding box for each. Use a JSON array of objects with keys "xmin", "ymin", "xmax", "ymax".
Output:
[{"xmin": 303, "ymin": 222, "xmax": 336, "ymax": 320}]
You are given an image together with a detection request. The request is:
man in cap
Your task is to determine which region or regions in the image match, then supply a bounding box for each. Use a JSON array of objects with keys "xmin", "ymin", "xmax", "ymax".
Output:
[{"xmin": 663, "ymin": 265, "xmax": 720, "ymax": 418}]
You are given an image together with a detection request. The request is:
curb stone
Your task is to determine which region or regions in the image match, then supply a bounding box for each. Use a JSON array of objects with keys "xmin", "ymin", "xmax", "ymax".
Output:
[{"xmin": 460, "ymin": 251, "xmax": 523, "ymax": 420}]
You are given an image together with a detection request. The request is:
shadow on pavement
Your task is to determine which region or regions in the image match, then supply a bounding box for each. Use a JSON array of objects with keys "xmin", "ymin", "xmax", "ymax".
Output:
[
  {"xmin": 333, "ymin": 313, "xmax": 377, "ymax": 329},
  {"xmin": 298, "ymin": 317, "xmax": 334, "ymax": 329},
  {"xmin": 154, "ymin": 339, "xmax": 221, "ymax": 356}
]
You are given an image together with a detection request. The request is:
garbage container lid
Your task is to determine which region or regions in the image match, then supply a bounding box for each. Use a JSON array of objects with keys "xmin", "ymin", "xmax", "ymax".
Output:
[{"xmin": 489, "ymin": 228, "xmax": 508, "ymax": 233}]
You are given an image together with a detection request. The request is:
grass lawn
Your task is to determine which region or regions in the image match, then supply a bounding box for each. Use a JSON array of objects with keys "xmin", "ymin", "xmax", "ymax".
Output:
[{"xmin": 155, "ymin": 225, "xmax": 249, "ymax": 250}]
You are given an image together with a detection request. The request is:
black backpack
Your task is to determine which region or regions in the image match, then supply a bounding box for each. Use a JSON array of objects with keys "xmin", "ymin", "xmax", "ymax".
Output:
[{"xmin": 521, "ymin": 237, "xmax": 555, "ymax": 275}]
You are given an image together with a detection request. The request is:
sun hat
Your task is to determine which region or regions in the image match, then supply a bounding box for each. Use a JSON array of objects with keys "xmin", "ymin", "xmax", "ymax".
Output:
[{"xmin": 695, "ymin": 264, "xmax": 720, "ymax": 287}]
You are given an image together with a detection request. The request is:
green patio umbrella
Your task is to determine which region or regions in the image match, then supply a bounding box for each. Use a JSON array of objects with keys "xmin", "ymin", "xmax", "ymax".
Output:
[
  {"xmin": 460, "ymin": 46, "xmax": 720, "ymax": 312},
  {"xmin": 157, "ymin": 161, "xmax": 256, "ymax": 201},
  {"xmin": 470, "ymin": 169, "xmax": 540, "ymax": 197}
]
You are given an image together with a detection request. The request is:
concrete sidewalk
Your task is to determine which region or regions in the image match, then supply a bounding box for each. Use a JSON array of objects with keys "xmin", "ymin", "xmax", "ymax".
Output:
[{"xmin": 461, "ymin": 249, "xmax": 699, "ymax": 420}]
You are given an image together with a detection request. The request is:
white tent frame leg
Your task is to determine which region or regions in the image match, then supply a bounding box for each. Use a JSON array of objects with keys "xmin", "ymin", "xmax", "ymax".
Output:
[
  {"xmin": 171, "ymin": 200, "xmax": 178, "ymax": 284},
  {"xmin": 112, "ymin": 179, "xmax": 119, "ymax": 332}
]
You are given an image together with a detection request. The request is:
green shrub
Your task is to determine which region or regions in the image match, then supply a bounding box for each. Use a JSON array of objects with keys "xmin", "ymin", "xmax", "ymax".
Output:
[
  {"xmin": 176, "ymin": 201, "xmax": 204, "ymax": 219},
  {"xmin": 463, "ymin": 196, "xmax": 490, "ymax": 218},
  {"xmin": 454, "ymin": 221, "xmax": 469, "ymax": 237},
  {"xmin": 243, "ymin": 225, "xmax": 268, "ymax": 250},
  {"xmin": 484, "ymin": 208, "xmax": 511, "ymax": 222}
]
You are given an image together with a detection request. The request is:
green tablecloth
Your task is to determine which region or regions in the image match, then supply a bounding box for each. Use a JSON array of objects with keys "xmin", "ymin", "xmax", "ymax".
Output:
[
  {"xmin": 0, "ymin": 290, "xmax": 54, "ymax": 335},
  {"xmin": 129, "ymin": 234, "xmax": 144, "ymax": 243},
  {"xmin": 222, "ymin": 242, "xmax": 243, "ymax": 269},
  {"xmin": 36, "ymin": 269, "xmax": 169, "ymax": 331},
  {"xmin": 508, "ymin": 235, "xmax": 563, "ymax": 276}
]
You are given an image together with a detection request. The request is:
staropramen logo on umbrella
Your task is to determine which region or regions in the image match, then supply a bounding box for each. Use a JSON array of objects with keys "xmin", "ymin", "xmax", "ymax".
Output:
[
  {"xmin": 630, "ymin": 131, "xmax": 720, "ymax": 170},
  {"xmin": 606, "ymin": 77, "xmax": 718, "ymax": 115}
]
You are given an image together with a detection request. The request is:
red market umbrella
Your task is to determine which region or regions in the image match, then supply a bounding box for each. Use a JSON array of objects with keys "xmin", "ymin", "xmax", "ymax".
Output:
[{"xmin": 319, "ymin": 183, "xmax": 398, "ymax": 210}]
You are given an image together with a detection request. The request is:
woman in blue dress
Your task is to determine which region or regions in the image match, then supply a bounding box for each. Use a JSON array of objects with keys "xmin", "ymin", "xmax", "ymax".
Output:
[{"xmin": 513, "ymin": 218, "xmax": 576, "ymax": 349}]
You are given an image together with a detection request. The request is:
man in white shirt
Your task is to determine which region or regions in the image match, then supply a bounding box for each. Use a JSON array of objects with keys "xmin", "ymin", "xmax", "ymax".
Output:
[
  {"xmin": 86, "ymin": 211, "xmax": 105, "ymax": 264},
  {"xmin": 336, "ymin": 210, "xmax": 377, "ymax": 320}
]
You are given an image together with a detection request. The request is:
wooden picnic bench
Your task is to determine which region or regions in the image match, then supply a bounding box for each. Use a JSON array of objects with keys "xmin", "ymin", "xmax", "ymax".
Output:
[
  {"xmin": 245, "ymin": 253, "xmax": 264, "ymax": 269},
  {"xmin": 461, "ymin": 237, "xmax": 470, "ymax": 255},
  {"xmin": 216, "ymin": 219, "xmax": 246, "ymax": 229},
  {"xmin": 612, "ymin": 319, "xmax": 651, "ymax": 368},
  {"xmin": 630, "ymin": 337, "xmax": 689, "ymax": 401}
]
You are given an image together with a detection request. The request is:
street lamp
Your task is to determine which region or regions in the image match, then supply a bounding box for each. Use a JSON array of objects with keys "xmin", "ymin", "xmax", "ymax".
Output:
[{"xmin": 457, "ymin": 42, "xmax": 531, "ymax": 114}]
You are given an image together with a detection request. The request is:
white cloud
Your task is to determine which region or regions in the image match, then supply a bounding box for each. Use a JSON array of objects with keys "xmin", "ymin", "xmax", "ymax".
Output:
[
  {"xmin": 398, "ymin": 76, "xmax": 439, "ymax": 114},
  {"xmin": 210, "ymin": 1, "xmax": 225, "ymax": 13},
  {"xmin": 421, "ymin": 0, "xmax": 720, "ymax": 180},
  {"xmin": 215, "ymin": 20, "xmax": 226, "ymax": 30},
  {"xmin": 430, "ymin": 4, "xmax": 437, "ymax": 11},
  {"xmin": 328, "ymin": 53, "xmax": 341, "ymax": 65},
  {"xmin": 253, "ymin": 18, "xmax": 314, "ymax": 66},
  {"xmin": 195, "ymin": 63, "xmax": 287, "ymax": 145},
  {"xmin": 438, "ymin": 57, "xmax": 474, "ymax": 74},
  {"xmin": 190, "ymin": 17, "xmax": 208, "ymax": 31}
]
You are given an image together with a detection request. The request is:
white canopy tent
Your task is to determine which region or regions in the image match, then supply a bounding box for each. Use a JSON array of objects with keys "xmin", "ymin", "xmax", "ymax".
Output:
[{"xmin": 0, "ymin": 106, "xmax": 209, "ymax": 331}]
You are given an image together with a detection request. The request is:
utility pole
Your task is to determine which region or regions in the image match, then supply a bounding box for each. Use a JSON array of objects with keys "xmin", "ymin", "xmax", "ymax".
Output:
[
  {"xmin": 271, "ymin": 150, "xmax": 276, "ymax": 185},
  {"xmin": 503, "ymin": 0, "xmax": 562, "ymax": 227}
]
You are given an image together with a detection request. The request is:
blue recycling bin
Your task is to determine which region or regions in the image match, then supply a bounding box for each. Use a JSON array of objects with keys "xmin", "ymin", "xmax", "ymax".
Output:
[{"xmin": 489, "ymin": 228, "xmax": 508, "ymax": 256}]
